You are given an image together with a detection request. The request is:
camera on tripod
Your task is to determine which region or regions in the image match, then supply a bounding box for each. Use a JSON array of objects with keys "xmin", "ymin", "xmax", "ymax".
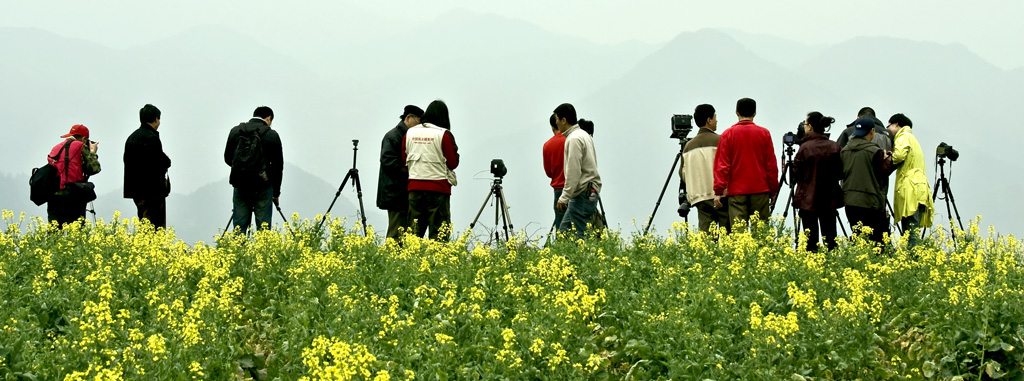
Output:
[
  {"xmin": 782, "ymin": 131, "xmax": 798, "ymax": 147},
  {"xmin": 936, "ymin": 142, "xmax": 959, "ymax": 161},
  {"xmin": 677, "ymin": 189, "xmax": 691, "ymax": 217},
  {"xmin": 490, "ymin": 159, "xmax": 507, "ymax": 178},
  {"xmin": 670, "ymin": 114, "xmax": 693, "ymax": 140}
]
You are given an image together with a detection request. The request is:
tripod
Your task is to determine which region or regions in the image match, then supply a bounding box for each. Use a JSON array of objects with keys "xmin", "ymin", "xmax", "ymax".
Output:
[
  {"xmin": 316, "ymin": 140, "xmax": 369, "ymax": 236},
  {"xmin": 922, "ymin": 156, "xmax": 963, "ymax": 238},
  {"xmin": 643, "ymin": 138, "xmax": 688, "ymax": 235},
  {"xmin": 770, "ymin": 144, "xmax": 800, "ymax": 246},
  {"xmin": 470, "ymin": 176, "xmax": 514, "ymax": 243}
]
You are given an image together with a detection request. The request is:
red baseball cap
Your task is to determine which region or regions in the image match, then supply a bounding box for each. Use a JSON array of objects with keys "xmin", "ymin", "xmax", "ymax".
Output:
[{"xmin": 60, "ymin": 124, "xmax": 90, "ymax": 139}]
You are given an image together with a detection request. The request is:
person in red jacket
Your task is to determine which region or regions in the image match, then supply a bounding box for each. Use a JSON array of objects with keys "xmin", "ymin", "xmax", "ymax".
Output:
[
  {"xmin": 47, "ymin": 124, "xmax": 102, "ymax": 226},
  {"xmin": 542, "ymin": 114, "xmax": 566, "ymax": 229},
  {"xmin": 713, "ymin": 98, "xmax": 779, "ymax": 226}
]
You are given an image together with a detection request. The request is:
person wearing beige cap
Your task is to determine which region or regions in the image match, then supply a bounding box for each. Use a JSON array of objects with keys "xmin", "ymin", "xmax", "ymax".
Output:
[{"xmin": 46, "ymin": 124, "xmax": 102, "ymax": 226}]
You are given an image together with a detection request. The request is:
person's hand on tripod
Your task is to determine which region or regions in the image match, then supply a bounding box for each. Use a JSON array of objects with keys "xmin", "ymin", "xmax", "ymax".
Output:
[{"xmin": 274, "ymin": 197, "xmax": 280, "ymax": 207}]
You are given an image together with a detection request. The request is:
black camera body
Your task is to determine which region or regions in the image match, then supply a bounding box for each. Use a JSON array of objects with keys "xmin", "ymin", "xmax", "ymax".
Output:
[
  {"xmin": 677, "ymin": 189, "xmax": 691, "ymax": 217},
  {"xmin": 670, "ymin": 114, "xmax": 693, "ymax": 140},
  {"xmin": 490, "ymin": 159, "xmax": 507, "ymax": 178},
  {"xmin": 936, "ymin": 142, "xmax": 959, "ymax": 161},
  {"xmin": 782, "ymin": 131, "xmax": 798, "ymax": 146}
]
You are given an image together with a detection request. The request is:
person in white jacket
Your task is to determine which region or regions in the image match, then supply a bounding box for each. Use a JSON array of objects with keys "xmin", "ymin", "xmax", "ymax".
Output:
[
  {"xmin": 680, "ymin": 104, "xmax": 729, "ymax": 232},
  {"xmin": 553, "ymin": 103, "xmax": 602, "ymax": 239}
]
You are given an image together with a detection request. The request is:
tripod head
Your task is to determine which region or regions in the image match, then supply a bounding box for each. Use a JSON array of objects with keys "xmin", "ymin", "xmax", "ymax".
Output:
[{"xmin": 350, "ymin": 140, "xmax": 360, "ymax": 169}]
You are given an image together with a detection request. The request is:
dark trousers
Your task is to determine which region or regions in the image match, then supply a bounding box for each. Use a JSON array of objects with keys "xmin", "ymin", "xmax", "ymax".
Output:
[
  {"xmin": 729, "ymin": 192, "xmax": 771, "ymax": 226},
  {"xmin": 846, "ymin": 206, "xmax": 887, "ymax": 246},
  {"xmin": 798, "ymin": 209, "xmax": 838, "ymax": 252},
  {"xmin": 558, "ymin": 190, "xmax": 598, "ymax": 239},
  {"xmin": 409, "ymin": 191, "xmax": 451, "ymax": 240},
  {"xmin": 552, "ymin": 189, "xmax": 566, "ymax": 230},
  {"xmin": 232, "ymin": 187, "xmax": 273, "ymax": 232},
  {"xmin": 47, "ymin": 195, "xmax": 86, "ymax": 227},
  {"xmin": 134, "ymin": 197, "xmax": 167, "ymax": 229},
  {"xmin": 695, "ymin": 199, "xmax": 730, "ymax": 233},
  {"xmin": 386, "ymin": 210, "xmax": 409, "ymax": 240},
  {"xmin": 900, "ymin": 204, "xmax": 928, "ymax": 248}
]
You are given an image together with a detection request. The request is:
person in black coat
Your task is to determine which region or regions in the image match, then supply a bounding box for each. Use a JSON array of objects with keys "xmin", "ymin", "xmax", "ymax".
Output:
[
  {"xmin": 124, "ymin": 104, "xmax": 172, "ymax": 228},
  {"xmin": 377, "ymin": 105, "xmax": 423, "ymax": 240},
  {"xmin": 224, "ymin": 106, "xmax": 284, "ymax": 232}
]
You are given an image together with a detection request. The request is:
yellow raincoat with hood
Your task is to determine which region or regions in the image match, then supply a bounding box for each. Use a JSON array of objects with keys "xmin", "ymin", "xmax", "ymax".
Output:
[{"xmin": 891, "ymin": 126, "xmax": 934, "ymax": 226}]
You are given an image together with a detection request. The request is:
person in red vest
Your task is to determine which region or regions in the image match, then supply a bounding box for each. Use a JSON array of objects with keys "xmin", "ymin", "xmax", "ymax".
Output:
[
  {"xmin": 47, "ymin": 124, "xmax": 102, "ymax": 226},
  {"xmin": 543, "ymin": 114, "xmax": 566, "ymax": 230},
  {"xmin": 713, "ymin": 98, "xmax": 779, "ymax": 226}
]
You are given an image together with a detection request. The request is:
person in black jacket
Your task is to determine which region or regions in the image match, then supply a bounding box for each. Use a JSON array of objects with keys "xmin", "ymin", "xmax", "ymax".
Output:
[
  {"xmin": 377, "ymin": 105, "xmax": 423, "ymax": 241},
  {"xmin": 793, "ymin": 112, "xmax": 844, "ymax": 252},
  {"xmin": 123, "ymin": 104, "xmax": 172, "ymax": 228},
  {"xmin": 224, "ymin": 106, "xmax": 284, "ymax": 232}
]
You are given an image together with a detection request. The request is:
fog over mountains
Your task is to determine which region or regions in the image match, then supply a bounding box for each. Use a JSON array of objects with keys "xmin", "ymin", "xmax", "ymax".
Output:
[{"xmin": 2, "ymin": 10, "xmax": 1020, "ymax": 242}]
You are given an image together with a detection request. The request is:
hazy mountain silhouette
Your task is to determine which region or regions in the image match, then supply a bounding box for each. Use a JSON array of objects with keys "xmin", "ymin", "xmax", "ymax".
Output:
[{"xmin": 718, "ymin": 28, "xmax": 826, "ymax": 69}]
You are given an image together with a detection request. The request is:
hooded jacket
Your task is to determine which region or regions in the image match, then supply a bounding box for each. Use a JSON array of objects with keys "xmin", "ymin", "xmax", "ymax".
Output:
[
  {"xmin": 890, "ymin": 126, "xmax": 934, "ymax": 226},
  {"xmin": 841, "ymin": 137, "xmax": 894, "ymax": 210},
  {"xmin": 793, "ymin": 132, "xmax": 844, "ymax": 211}
]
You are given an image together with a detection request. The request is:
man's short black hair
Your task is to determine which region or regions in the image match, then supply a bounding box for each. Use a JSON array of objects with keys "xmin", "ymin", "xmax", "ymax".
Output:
[
  {"xmin": 858, "ymin": 107, "xmax": 876, "ymax": 118},
  {"xmin": 253, "ymin": 106, "xmax": 274, "ymax": 120},
  {"xmin": 888, "ymin": 113, "xmax": 913, "ymax": 128},
  {"xmin": 694, "ymin": 104, "xmax": 715, "ymax": 127},
  {"xmin": 548, "ymin": 114, "xmax": 557, "ymax": 129},
  {"xmin": 421, "ymin": 100, "xmax": 451, "ymax": 129},
  {"xmin": 736, "ymin": 98, "xmax": 756, "ymax": 118},
  {"xmin": 140, "ymin": 104, "xmax": 161, "ymax": 124},
  {"xmin": 553, "ymin": 103, "xmax": 578, "ymax": 125}
]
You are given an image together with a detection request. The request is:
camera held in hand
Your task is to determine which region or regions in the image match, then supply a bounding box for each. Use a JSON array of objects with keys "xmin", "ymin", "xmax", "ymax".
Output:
[
  {"xmin": 490, "ymin": 159, "xmax": 507, "ymax": 178},
  {"xmin": 936, "ymin": 142, "xmax": 959, "ymax": 161},
  {"xmin": 670, "ymin": 114, "xmax": 693, "ymax": 140}
]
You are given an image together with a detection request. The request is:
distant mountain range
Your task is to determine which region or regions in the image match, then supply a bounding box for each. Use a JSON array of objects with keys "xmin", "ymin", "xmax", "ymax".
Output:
[{"xmin": 2, "ymin": 11, "xmax": 1021, "ymax": 239}]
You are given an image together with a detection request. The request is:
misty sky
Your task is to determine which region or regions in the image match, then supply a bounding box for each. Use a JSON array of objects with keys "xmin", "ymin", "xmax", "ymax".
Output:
[{"xmin": 3, "ymin": 0, "xmax": 1023, "ymax": 70}]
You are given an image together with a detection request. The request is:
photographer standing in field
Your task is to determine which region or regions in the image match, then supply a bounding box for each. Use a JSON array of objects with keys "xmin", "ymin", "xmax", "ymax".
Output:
[
  {"xmin": 224, "ymin": 106, "xmax": 284, "ymax": 232},
  {"xmin": 886, "ymin": 113, "xmax": 933, "ymax": 247},
  {"xmin": 543, "ymin": 114, "xmax": 566, "ymax": 230},
  {"xmin": 713, "ymin": 98, "xmax": 779, "ymax": 226},
  {"xmin": 377, "ymin": 105, "xmax": 423, "ymax": 241},
  {"xmin": 681, "ymin": 104, "xmax": 729, "ymax": 232},
  {"xmin": 554, "ymin": 103, "xmax": 602, "ymax": 239},
  {"xmin": 123, "ymin": 104, "xmax": 172, "ymax": 229},
  {"xmin": 841, "ymin": 117, "xmax": 895, "ymax": 246},
  {"xmin": 47, "ymin": 124, "xmax": 102, "ymax": 226},
  {"xmin": 837, "ymin": 107, "xmax": 894, "ymax": 151},
  {"xmin": 793, "ymin": 112, "xmax": 844, "ymax": 252},
  {"xmin": 404, "ymin": 100, "xmax": 459, "ymax": 240}
]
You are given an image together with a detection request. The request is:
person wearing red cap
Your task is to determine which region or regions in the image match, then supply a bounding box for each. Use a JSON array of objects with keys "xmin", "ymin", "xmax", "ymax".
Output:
[{"xmin": 47, "ymin": 124, "xmax": 102, "ymax": 226}]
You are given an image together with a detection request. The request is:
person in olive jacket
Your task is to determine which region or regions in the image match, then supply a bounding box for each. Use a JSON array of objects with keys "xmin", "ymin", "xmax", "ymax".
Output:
[
  {"xmin": 123, "ymin": 104, "xmax": 171, "ymax": 228},
  {"xmin": 793, "ymin": 112, "xmax": 844, "ymax": 252}
]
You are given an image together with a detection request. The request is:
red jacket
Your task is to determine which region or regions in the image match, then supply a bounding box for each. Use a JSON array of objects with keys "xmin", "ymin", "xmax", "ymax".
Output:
[
  {"xmin": 543, "ymin": 133, "xmax": 566, "ymax": 189},
  {"xmin": 713, "ymin": 120, "xmax": 779, "ymax": 197},
  {"xmin": 403, "ymin": 130, "xmax": 459, "ymax": 194},
  {"xmin": 48, "ymin": 140, "xmax": 85, "ymax": 189}
]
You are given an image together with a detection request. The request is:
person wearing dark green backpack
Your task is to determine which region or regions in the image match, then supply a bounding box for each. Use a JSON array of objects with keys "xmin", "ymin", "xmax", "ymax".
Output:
[{"xmin": 224, "ymin": 106, "xmax": 283, "ymax": 232}]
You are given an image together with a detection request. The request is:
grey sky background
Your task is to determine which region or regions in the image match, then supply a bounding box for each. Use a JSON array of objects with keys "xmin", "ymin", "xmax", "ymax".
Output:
[{"xmin": 3, "ymin": 0, "xmax": 1023, "ymax": 69}]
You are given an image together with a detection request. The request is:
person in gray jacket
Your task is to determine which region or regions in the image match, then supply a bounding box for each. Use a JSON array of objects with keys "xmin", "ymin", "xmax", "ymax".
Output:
[{"xmin": 553, "ymin": 103, "xmax": 602, "ymax": 239}]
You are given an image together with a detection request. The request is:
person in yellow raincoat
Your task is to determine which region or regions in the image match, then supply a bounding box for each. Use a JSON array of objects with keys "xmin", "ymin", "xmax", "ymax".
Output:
[{"xmin": 886, "ymin": 113, "xmax": 934, "ymax": 247}]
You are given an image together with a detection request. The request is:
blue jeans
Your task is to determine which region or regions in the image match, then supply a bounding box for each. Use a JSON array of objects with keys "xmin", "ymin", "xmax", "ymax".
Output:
[
  {"xmin": 232, "ymin": 187, "xmax": 273, "ymax": 232},
  {"xmin": 558, "ymin": 190, "xmax": 597, "ymax": 239},
  {"xmin": 552, "ymin": 189, "xmax": 566, "ymax": 230}
]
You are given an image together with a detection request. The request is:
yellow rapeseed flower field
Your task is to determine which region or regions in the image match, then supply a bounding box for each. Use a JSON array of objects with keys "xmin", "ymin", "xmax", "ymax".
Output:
[{"xmin": 1, "ymin": 211, "xmax": 1022, "ymax": 379}]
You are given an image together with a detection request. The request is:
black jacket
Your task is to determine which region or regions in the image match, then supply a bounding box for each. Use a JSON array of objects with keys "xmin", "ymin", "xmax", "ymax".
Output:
[
  {"xmin": 377, "ymin": 121, "xmax": 409, "ymax": 211},
  {"xmin": 224, "ymin": 118, "xmax": 284, "ymax": 197},
  {"xmin": 123, "ymin": 124, "xmax": 172, "ymax": 199}
]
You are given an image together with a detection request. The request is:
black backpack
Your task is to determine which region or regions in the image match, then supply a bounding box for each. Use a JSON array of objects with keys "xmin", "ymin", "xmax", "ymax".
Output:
[
  {"xmin": 229, "ymin": 125, "xmax": 269, "ymax": 188},
  {"xmin": 29, "ymin": 141, "xmax": 71, "ymax": 206}
]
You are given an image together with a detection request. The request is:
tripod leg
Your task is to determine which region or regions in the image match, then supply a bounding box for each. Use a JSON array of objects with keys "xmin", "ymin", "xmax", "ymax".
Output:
[
  {"xmin": 225, "ymin": 214, "xmax": 233, "ymax": 233},
  {"xmin": 316, "ymin": 172, "xmax": 353, "ymax": 233},
  {"xmin": 942, "ymin": 179, "xmax": 965, "ymax": 231},
  {"xmin": 469, "ymin": 184, "xmax": 495, "ymax": 230},
  {"xmin": 350, "ymin": 170, "xmax": 369, "ymax": 236},
  {"xmin": 644, "ymin": 153, "xmax": 681, "ymax": 235},
  {"xmin": 498, "ymin": 186, "xmax": 514, "ymax": 238}
]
